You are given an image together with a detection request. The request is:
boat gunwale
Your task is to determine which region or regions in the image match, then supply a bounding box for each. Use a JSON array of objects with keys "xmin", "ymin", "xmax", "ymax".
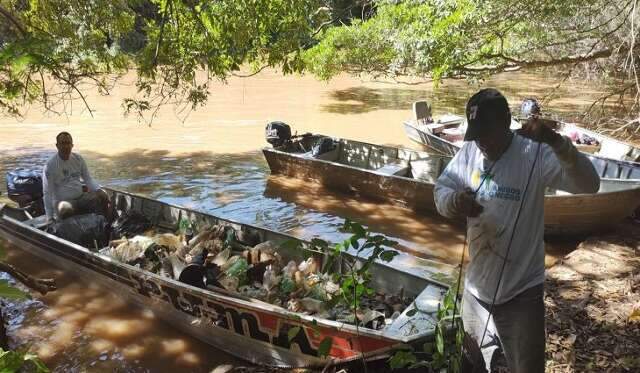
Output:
[
  {"xmin": 403, "ymin": 119, "xmax": 461, "ymax": 151},
  {"xmin": 263, "ymin": 136, "xmax": 640, "ymax": 198},
  {"xmin": 0, "ymin": 189, "xmax": 445, "ymax": 344},
  {"xmin": 404, "ymin": 119, "xmax": 640, "ymax": 171}
]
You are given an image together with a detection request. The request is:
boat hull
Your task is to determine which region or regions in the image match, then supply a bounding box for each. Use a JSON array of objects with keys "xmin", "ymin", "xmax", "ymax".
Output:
[
  {"xmin": 263, "ymin": 148, "xmax": 436, "ymax": 214},
  {"xmin": 0, "ymin": 190, "xmax": 444, "ymax": 367},
  {"xmin": 264, "ymin": 140, "xmax": 640, "ymax": 237},
  {"xmin": 544, "ymin": 182, "xmax": 640, "ymax": 235},
  {"xmin": 404, "ymin": 121, "xmax": 460, "ymax": 157}
]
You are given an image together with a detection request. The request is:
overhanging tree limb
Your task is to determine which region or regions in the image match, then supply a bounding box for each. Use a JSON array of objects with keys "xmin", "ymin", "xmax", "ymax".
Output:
[
  {"xmin": 0, "ymin": 4, "xmax": 27, "ymax": 36},
  {"xmin": 461, "ymin": 47, "xmax": 619, "ymax": 73}
]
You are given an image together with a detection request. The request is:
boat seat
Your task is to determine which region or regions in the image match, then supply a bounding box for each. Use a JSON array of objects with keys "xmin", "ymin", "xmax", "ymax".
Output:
[
  {"xmin": 413, "ymin": 101, "xmax": 432, "ymax": 124},
  {"xmin": 300, "ymin": 148, "xmax": 339, "ymax": 161},
  {"xmin": 24, "ymin": 215, "xmax": 49, "ymax": 230},
  {"xmin": 597, "ymin": 139, "xmax": 633, "ymax": 161},
  {"xmin": 314, "ymin": 148, "xmax": 339, "ymax": 161},
  {"xmin": 373, "ymin": 162, "xmax": 409, "ymax": 176},
  {"xmin": 410, "ymin": 158, "xmax": 443, "ymax": 183}
]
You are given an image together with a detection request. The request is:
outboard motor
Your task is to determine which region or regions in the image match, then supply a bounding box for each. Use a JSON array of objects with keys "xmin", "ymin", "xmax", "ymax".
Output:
[
  {"xmin": 520, "ymin": 98, "xmax": 559, "ymax": 130},
  {"xmin": 265, "ymin": 121, "xmax": 292, "ymax": 147},
  {"xmin": 6, "ymin": 169, "xmax": 44, "ymax": 216},
  {"xmin": 520, "ymin": 98, "xmax": 541, "ymax": 119}
]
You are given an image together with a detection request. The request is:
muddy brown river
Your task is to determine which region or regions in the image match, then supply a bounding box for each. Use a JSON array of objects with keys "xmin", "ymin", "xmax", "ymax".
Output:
[{"xmin": 0, "ymin": 69, "xmax": 604, "ymax": 371}]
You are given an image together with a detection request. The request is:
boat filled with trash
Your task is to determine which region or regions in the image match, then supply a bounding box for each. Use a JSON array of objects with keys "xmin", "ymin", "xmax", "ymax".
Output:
[
  {"xmin": 99, "ymin": 210, "xmax": 412, "ymax": 330},
  {"xmin": 1, "ymin": 188, "xmax": 450, "ymax": 367}
]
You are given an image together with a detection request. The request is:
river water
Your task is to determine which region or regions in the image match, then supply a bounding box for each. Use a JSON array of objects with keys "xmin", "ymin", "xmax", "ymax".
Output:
[{"xmin": 0, "ymin": 69, "xmax": 605, "ymax": 371}]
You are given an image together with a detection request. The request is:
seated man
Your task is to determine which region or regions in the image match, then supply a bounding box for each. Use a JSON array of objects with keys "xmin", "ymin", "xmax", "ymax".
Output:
[{"xmin": 43, "ymin": 132, "xmax": 109, "ymax": 222}]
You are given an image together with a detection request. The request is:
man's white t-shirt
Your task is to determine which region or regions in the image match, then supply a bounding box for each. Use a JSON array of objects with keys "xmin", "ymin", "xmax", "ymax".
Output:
[
  {"xmin": 43, "ymin": 153, "xmax": 101, "ymax": 219},
  {"xmin": 434, "ymin": 134, "xmax": 600, "ymax": 304}
]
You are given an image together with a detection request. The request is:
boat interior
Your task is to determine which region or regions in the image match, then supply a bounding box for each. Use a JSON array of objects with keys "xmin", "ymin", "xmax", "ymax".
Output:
[
  {"xmin": 1, "ymin": 190, "xmax": 442, "ymax": 336},
  {"xmin": 410, "ymin": 101, "xmax": 640, "ymax": 163},
  {"xmin": 558, "ymin": 122, "xmax": 640, "ymax": 162},
  {"xmin": 278, "ymin": 135, "xmax": 640, "ymax": 196},
  {"xmin": 279, "ymin": 134, "xmax": 451, "ymax": 184}
]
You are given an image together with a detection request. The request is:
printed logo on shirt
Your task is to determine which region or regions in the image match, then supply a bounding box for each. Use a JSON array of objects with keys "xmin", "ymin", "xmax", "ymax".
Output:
[{"xmin": 471, "ymin": 169, "xmax": 521, "ymax": 201}]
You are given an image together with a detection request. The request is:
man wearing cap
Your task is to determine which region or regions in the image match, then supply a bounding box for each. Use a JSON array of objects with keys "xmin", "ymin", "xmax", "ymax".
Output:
[
  {"xmin": 43, "ymin": 132, "xmax": 109, "ymax": 222},
  {"xmin": 434, "ymin": 88, "xmax": 600, "ymax": 372}
]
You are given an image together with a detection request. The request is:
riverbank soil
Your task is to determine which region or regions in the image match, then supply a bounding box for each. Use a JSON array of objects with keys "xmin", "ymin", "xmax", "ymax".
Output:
[{"xmin": 545, "ymin": 220, "xmax": 640, "ymax": 372}]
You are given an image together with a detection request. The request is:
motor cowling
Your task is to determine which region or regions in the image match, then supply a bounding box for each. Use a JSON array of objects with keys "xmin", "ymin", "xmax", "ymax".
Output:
[
  {"xmin": 520, "ymin": 98, "xmax": 541, "ymax": 119},
  {"xmin": 6, "ymin": 169, "xmax": 43, "ymax": 207},
  {"xmin": 265, "ymin": 121, "xmax": 292, "ymax": 147}
]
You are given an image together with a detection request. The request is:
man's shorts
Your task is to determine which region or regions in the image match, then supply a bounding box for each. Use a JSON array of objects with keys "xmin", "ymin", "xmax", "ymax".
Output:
[{"xmin": 57, "ymin": 191, "xmax": 104, "ymax": 218}]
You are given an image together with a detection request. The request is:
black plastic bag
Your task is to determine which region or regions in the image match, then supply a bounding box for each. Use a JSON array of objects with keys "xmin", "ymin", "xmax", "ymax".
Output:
[
  {"xmin": 6, "ymin": 170, "xmax": 43, "ymax": 199},
  {"xmin": 49, "ymin": 213, "xmax": 110, "ymax": 250}
]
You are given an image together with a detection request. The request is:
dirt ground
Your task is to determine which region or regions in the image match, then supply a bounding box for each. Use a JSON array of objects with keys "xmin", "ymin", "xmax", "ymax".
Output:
[{"xmin": 545, "ymin": 221, "xmax": 640, "ymax": 372}]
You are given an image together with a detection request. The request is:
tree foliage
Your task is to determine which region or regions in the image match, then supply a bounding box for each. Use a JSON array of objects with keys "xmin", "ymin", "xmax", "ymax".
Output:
[
  {"xmin": 0, "ymin": 0, "xmax": 326, "ymax": 120},
  {"xmin": 2, "ymin": 0, "xmax": 640, "ymax": 126},
  {"xmin": 305, "ymin": 0, "xmax": 640, "ymax": 124}
]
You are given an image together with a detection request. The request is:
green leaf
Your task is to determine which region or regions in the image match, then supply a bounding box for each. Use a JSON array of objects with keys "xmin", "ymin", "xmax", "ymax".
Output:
[
  {"xmin": 388, "ymin": 350, "xmax": 417, "ymax": 369},
  {"xmin": 317, "ymin": 337, "xmax": 333, "ymax": 358},
  {"xmin": 0, "ymin": 349, "xmax": 23, "ymax": 371},
  {"xmin": 279, "ymin": 277, "xmax": 296, "ymax": 294},
  {"xmin": 287, "ymin": 326, "xmax": 301, "ymax": 342},
  {"xmin": 279, "ymin": 240, "xmax": 301, "ymax": 251},
  {"xmin": 350, "ymin": 222, "xmax": 366, "ymax": 238},
  {"xmin": 379, "ymin": 250, "xmax": 399, "ymax": 262},
  {"xmin": 0, "ymin": 348, "xmax": 48, "ymax": 372},
  {"xmin": 342, "ymin": 239, "xmax": 351, "ymax": 250},
  {"xmin": 406, "ymin": 308, "xmax": 418, "ymax": 317},
  {"xmin": 11, "ymin": 55, "xmax": 34, "ymax": 75},
  {"xmin": 382, "ymin": 239, "xmax": 399, "ymax": 247},
  {"xmin": 310, "ymin": 238, "xmax": 329, "ymax": 249},
  {"xmin": 350, "ymin": 236, "xmax": 360, "ymax": 250},
  {"xmin": 436, "ymin": 328, "xmax": 444, "ymax": 355},
  {"xmin": 0, "ymin": 280, "xmax": 30, "ymax": 300},
  {"xmin": 23, "ymin": 353, "xmax": 49, "ymax": 373}
]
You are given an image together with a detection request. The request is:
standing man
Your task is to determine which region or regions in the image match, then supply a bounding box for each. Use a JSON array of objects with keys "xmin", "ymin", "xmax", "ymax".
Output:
[
  {"xmin": 43, "ymin": 132, "xmax": 109, "ymax": 222},
  {"xmin": 434, "ymin": 89, "xmax": 600, "ymax": 372}
]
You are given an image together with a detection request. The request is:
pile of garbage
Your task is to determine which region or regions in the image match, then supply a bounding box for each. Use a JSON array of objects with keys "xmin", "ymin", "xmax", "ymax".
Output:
[
  {"xmin": 566, "ymin": 131, "xmax": 600, "ymax": 146},
  {"xmin": 98, "ymin": 212, "xmax": 412, "ymax": 330}
]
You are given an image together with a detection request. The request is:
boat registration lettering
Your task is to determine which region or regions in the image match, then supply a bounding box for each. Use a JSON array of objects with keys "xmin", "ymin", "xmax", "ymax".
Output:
[{"xmin": 129, "ymin": 273, "xmax": 319, "ymax": 356}]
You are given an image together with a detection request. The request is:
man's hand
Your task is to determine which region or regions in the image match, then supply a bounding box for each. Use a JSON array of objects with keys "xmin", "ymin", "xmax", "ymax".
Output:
[
  {"xmin": 517, "ymin": 117, "xmax": 563, "ymax": 147},
  {"xmin": 453, "ymin": 189, "xmax": 484, "ymax": 218}
]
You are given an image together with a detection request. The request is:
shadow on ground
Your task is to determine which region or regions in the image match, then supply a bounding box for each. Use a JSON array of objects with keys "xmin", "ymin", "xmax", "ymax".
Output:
[{"xmin": 544, "ymin": 221, "xmax": 640, "ymax": 372}]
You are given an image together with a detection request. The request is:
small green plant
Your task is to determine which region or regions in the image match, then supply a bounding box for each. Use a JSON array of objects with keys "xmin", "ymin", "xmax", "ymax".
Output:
[
  {"xmin": 283, "ymin": 219, "xmax": 400, "ymax": 360},
  {"xmin": 323, "ymin": 219, "xmax": 399, "ymax": 310},
  {"xmin": 0, "ymin": 245, "xmax": 30, "ymax": 301},
  {"xmin": 0, "ymin": 348, "xmax": 49, "ymax": 373},
  {"xmin": 389, "ymin": 286, "xmax": 464, "ymax": 372}
]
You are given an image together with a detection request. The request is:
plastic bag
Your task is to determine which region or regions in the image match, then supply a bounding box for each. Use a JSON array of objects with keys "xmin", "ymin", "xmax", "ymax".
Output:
[{"xmin": 49, "ymin": 213, "xmax": 109, "ymax": 249}]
